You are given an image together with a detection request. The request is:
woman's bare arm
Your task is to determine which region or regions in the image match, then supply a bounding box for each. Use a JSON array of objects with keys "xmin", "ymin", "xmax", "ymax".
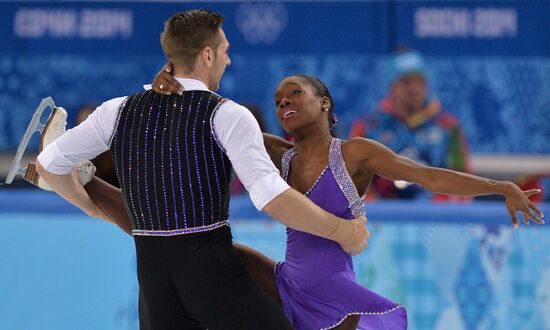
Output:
[{"xmin": 348, "ymin": 137, "xmax": 544, "ymax": 228}]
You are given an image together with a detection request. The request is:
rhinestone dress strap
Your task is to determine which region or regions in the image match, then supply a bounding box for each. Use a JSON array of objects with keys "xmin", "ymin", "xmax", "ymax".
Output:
[
  {"xmin": 281, "ymin": 147, "xmax": 297, "ymax": 182},
  {"xmin": 328, "ymin": 138, "xmax": 366, "ymax": 217}
]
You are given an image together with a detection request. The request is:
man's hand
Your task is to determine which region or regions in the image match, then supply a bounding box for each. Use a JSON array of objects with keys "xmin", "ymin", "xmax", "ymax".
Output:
[
  {"xmin": 151, "ymin": 63, "xmax": 184, "ymax": 95},
  {"xmin": 264, "ymin": 189, "xmax": 372, "ymax": 251},
  {"xmin": 333, "ymin": 216, "xmax": 371, "ymax": 255}
]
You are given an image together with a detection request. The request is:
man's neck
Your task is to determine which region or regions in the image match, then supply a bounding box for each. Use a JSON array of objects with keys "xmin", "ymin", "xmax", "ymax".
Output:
[{"xmin": 172, "ymin": 68, "xmax": 211, "ymax": 90}]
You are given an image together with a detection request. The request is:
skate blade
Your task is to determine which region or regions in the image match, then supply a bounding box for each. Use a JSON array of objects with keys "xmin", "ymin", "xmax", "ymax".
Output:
[{"xmin": 5, "ymin": 97, "xmax": 57, "ymax": 184}]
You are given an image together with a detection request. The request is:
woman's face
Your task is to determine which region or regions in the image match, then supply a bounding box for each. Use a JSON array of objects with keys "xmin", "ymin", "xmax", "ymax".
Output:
[{"xmin": 274, "ymin": 76, "xmax": 328, "ymax": 135}]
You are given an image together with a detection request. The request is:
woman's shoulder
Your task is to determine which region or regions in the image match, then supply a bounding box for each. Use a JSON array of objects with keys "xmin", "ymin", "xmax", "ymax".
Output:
[
  {"xmin": 341, "ymin": 136, "xmax": 378, "ymax": 151},
  {"xmin": 341, "ymin": 137, "xmax": 382, "ymax": 164}
]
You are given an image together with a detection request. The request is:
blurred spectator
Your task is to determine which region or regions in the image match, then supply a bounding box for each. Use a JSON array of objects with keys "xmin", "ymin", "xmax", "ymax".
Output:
[
  {"xmin": 230, "ymin": 103, "xmax": 267, "ymax": 195},
  {"xmin": 350, "ymin": 49, "xmax": 470, "ymax": 200},
  {"xmin": 76, "ymin": 104, "xmax": 120, "ymax": 188}
]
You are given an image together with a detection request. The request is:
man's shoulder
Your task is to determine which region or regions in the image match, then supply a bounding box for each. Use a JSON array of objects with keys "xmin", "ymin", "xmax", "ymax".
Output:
[
  {"xmin": 129, "ymin": 89, "xmax": 151, "ymax": 98},
  {"xmin": 99, "ymin": 96, "xmax": 128, "ymax": 111},
  {"xmin": 128, "ymin": 89, "xmax": 226, "ymax": 106},
  {"xmin": 218, "ymin": 98, "xmax": 249, "ymax": 115}
]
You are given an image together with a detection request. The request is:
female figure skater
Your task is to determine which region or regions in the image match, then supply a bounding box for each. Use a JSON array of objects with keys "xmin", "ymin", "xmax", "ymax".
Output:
[{"xmin": 222, "ymin": 74, "xmax": 542, "ymax": 329}]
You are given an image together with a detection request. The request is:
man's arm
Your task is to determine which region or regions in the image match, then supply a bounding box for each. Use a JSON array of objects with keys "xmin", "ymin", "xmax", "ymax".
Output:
[
  {"xmin": 263, "ymin": 189, "xmax": 367, "ymax": 253},
  {"xmin": 214, "ymin": 102, "xmax": 369, "ymax": 254},
  {"xmin": 36, "ymin": 162, "xmax": 103, "ymax": 219},
  {"xmin": 36, "ymin": 97, "xmax": 125, "ymax": 222}
]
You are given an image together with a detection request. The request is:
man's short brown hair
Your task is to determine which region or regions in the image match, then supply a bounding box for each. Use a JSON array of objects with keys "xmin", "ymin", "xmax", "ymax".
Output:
[{"xmin": 160, "ymin": 9, "xmax": 224, "ymax": 70}]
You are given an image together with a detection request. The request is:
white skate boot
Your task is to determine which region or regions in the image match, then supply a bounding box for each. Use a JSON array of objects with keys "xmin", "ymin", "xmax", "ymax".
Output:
[{"xmin": 5, "ymin": 97, "xmax": 95, "ymax": 190}]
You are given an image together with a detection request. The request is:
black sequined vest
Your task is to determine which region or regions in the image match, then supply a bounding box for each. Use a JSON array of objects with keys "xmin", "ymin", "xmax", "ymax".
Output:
[{"xmin": 110, "ymin": 89, "xmax": 232, "ymax": 236}]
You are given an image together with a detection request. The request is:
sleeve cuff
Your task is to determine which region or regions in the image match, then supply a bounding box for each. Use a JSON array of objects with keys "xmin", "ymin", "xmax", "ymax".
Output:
[{"xmin": 247, "ymin": 173, "xmax": 291, "ymax": 211}]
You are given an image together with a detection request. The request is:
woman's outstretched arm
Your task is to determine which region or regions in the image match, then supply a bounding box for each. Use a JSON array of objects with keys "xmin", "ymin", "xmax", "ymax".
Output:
[{"xmin": 347, "ymin": 137, "xmax": 545, "ymax": 228}]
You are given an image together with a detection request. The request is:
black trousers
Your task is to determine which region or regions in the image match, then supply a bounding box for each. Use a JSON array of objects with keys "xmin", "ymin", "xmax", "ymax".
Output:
[{"xmin": 134, "ymin": 226, "xmax": 293, "ymax": 330}]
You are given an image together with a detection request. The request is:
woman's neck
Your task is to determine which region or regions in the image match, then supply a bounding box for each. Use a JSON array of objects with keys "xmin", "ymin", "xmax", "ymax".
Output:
[{"xmin": 293, "ymin": 132, "xmax": 332, "ymax": 159}]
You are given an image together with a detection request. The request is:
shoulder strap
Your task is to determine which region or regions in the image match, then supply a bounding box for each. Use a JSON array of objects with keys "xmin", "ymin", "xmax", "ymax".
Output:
[
  {"xmin": 328, "ymin": 138, "xmax": 366, "ymax": 217},
  {"xmin": 281, "ymin": 147, "xmax": 297, "ymax": 182}
]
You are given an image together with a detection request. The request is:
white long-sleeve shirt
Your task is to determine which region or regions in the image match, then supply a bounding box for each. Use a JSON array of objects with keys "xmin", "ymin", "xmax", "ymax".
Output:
[{"xmin": 38, "ymin": 77, "xmax": 289, "ymax": 210}]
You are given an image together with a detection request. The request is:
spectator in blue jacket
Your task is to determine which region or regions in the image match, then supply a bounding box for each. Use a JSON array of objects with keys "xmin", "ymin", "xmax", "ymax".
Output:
[{"xmin": 350, "ymin": 49, "xmax": 470, "ymax": 200}]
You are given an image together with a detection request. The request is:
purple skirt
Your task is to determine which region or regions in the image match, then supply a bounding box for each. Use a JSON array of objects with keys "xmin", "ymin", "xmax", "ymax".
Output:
[{"xmin": 275, "ymin": 261, "xmax": 407, "ymax": 330}]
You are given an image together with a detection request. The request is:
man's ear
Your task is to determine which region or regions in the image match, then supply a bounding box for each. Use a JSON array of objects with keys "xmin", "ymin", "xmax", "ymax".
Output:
[{"xmin": 201, "ymin": 47, "xmax": 214, "ymax": 67}]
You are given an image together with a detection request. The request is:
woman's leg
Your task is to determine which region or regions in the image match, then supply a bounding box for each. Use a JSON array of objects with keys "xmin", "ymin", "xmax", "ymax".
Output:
[
  {"xmin": 233, "ymin": 243, "xmax": 282, "ymax": 305},
  {"xmin": 84, "ymin": 176, "xmax": 133, "ymax": 235}
]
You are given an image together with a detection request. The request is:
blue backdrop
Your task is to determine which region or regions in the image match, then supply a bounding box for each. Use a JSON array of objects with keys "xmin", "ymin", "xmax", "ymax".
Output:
[{"xmin": 0, "ymin": 1, "xmax": 549, "ymax": 154}]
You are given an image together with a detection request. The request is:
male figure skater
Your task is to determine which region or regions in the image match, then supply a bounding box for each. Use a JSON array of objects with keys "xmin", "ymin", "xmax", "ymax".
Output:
[{"xmin": 33, "ymin": 9, "xmax": 369, "ymax": 330}]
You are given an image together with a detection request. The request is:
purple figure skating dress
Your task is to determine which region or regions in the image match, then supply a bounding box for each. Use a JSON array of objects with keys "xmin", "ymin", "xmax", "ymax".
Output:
[{"xmin": 274, "ymin": 138, "xmax": 407, "ymax": 330}]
